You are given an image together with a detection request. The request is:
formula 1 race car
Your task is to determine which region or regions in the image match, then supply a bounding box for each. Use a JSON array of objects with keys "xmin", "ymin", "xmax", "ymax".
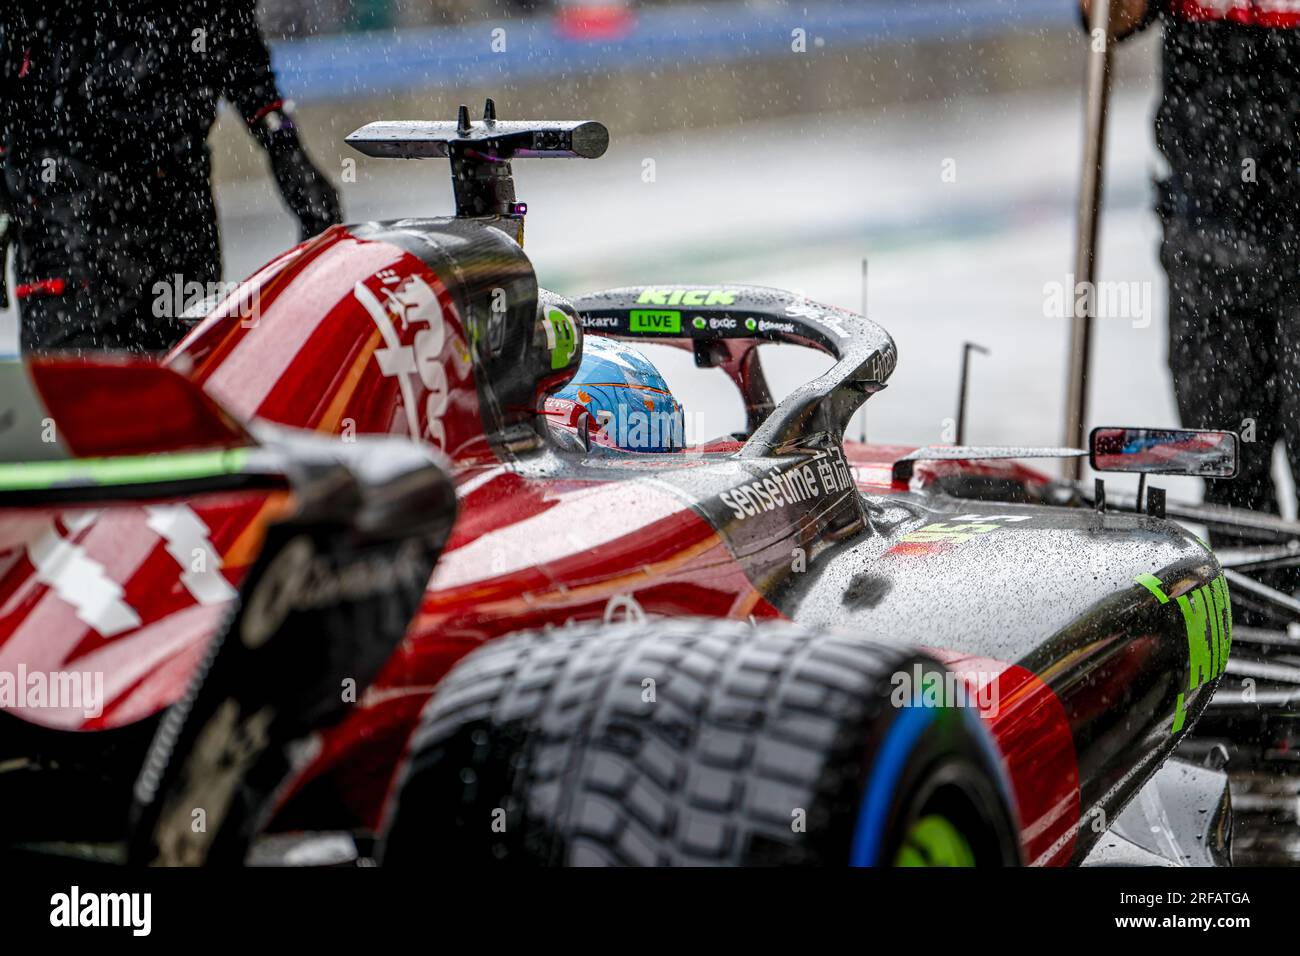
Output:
[{"xmin": 1, "ymin": 104, "xmax": 1293, "ymax": 868}]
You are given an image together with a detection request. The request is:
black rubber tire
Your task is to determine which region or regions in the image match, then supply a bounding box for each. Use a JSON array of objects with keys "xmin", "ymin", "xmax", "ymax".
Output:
[{"xmin": 381, "ymin": 618, "xmax": 1022, "ymax": 866}]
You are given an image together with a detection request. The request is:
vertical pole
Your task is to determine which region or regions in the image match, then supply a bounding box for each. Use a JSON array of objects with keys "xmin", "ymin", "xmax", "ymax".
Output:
[
  {"xmin": 957, "ymin": 346, "xmax": 972, "ymax": 447},
  {"xmin": 955, "ymin": 342, "xmax": 989, "ymax": 446},
  {"xmin": 1062, "ymin": 0, "xmax": 1114, "ymax": 479},
  {"xmin": 859, "ymin": 257, "xmax": 869, "ymax": 443}
]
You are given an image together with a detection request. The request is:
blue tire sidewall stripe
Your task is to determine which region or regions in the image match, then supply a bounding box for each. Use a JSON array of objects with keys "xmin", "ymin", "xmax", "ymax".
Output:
[{"xmin": 849, "ymin": 704, "xmax": 936, "ymax": 867}]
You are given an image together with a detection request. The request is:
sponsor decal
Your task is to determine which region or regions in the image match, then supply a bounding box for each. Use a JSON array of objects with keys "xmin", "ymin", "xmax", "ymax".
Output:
[
  {"xmin": 861, "ymin": 340, "xmax": 898, "ymax": 383},
  {"xmin": 354, "ymin": 270, "xmax": 452, "ymax": 449},
  {"xmin": 785, "ymin": 301, "xmax": 852, "ymax": 337},
  {"xmin": 1135, "ymin": 572, "xmax": 1232, "ymax": 733},
  {"xmin": 580, "ymin": 315, "xmax": 621, "ymax": 329},
  {"xmin": 241, "ymin": 537, "xmax": 428, "ymax": 650},
  {"xmin": 629, "ymin": 309, "xmax": 681, "ymax": 334},
  {"xmin": 544, "ymin": 307, "xmax": 578, "ymax": 369},
  {"xmin": 720, "ymin": 447, "xmax": 854, "ymax": 521},
  {"xmin": 636, "ymin": 288, "xmax": 738, "ymax": 306},
  {"xmin": 899, "ymin": 513, "xmax": 1031, "ymax": 545}
]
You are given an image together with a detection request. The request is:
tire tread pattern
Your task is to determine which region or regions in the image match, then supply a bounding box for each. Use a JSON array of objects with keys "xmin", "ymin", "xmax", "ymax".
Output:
[{"xmin": 386, "ymin": 619, "xmax": 926, "ymax": 866}]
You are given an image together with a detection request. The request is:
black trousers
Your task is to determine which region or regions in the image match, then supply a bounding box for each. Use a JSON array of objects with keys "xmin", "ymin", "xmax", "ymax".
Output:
[
  {"xmin": 5, "ymin": 148, "xmax": 219, "ymax": 353},
  {"xmin": 1162, "ymin": 222, "xmax": 1300, "ymax": 520}
]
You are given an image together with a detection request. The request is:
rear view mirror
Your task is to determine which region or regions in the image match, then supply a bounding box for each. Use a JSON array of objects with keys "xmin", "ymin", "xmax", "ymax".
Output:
[{"xmin": 1089, "ymin": 427, "xmax": 1239, "ymax": 478}]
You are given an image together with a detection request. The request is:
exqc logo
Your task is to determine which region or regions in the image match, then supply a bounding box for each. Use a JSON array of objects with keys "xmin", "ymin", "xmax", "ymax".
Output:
[
  {"xmin": 50, "ymin": 886, "xmax": 151, "ymax": 936},
  {"xmin": 692, "ymin": 316, "xmax": 736, "ymax": 330}
]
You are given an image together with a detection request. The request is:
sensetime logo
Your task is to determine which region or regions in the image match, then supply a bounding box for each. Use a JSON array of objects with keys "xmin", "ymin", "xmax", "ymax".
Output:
[
  {"xmin": 890, "ymin": 664, "xmax": 999, "ymax": 718},
  {"xmin": 50, "ymin": 886, "xmax": 151, "ymax": 936}
]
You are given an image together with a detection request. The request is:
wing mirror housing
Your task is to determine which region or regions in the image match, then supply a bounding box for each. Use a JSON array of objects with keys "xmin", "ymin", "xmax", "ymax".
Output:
[{"xmin": 1089, "ymin": 427, "xmax": 1239, "ymax": 479}]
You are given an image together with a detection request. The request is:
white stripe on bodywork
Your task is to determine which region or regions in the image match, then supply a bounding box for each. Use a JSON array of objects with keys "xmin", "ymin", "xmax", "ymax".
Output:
[
  {"xmin": 145, "ymin": 505, "xmax": 237, "ymax": 605},
  {"xmin": 354, "ymin": 274, "xmax": 447, "ymax": 445},
  {"xmin": 61, "ymin": 510, "xmax": 99, "ymax": 534},
  {"xmin": 26, "ymin": 515, "xmax": 141, "ymax": 637},
  {"xmin": 354, "ymin": 280, "xmax": 421, "ymax": 439}
]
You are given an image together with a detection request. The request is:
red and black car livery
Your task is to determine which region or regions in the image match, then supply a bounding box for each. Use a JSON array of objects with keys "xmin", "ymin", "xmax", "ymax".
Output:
[{"xmin": 0, "ymin": 107, "xmax": 1237, "ymax": 867}]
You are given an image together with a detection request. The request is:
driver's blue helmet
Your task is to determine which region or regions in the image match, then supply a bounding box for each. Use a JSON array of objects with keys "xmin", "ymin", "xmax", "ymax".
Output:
[{"xmin": 553, "ymin": 336, "xmax": 686, "ymax": 452}]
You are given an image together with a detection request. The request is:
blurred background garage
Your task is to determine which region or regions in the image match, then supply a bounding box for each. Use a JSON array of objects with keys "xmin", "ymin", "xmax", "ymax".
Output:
[{"xmin": 10, "ymin": 1, "xmax": 1202, "ymax": 496}]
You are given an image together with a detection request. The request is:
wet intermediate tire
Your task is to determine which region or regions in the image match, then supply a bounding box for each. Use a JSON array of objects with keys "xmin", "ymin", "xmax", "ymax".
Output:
[{"xmin": 382, "ymin": 618, "xmax": 1021, "ymax": 866}]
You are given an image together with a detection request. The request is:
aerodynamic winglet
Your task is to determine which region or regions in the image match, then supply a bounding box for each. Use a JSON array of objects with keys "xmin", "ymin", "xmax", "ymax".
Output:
[{"xmin": 345, "ymin": 100, "xmax": 609, "ymax": 223}]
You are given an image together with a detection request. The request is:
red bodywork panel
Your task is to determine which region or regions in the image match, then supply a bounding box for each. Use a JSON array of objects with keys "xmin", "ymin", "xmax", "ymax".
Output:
[{"xmin": 0, "ymin": 228, "xmax": 1082, "ymax": 864}]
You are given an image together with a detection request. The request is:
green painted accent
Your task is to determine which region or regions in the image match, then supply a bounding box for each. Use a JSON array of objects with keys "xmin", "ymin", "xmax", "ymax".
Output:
[
  {"xmin": 1176, "ymin": 588, "xmax": 1213, "ymax": 692},
  {"xmin": 893, "ymin": 815, "xmax": 976, "ymax": 867},
  {"xmin": 635, "ymin": 287, "xmax": 738, "ymax": 307},
  {"xmin": 629, "ymin": 310, "xmax": 682, "ymax": 334},
  {"xmin": 1207, "ymin": 582, "xmax": 1222, "ymax": 678},
  {"xmin": 744, "ymin": 317, "xmax": 757, "ymax": 331},
  {"xmin": 0, "ymin": 448, "xmax": 251, "ymax": 491},
  {"xmin": 1135, "ymin": 572, "xmax": 1169, "ymax": 604},
  {"xmin": 546, "ymin": 308, "xmax": 577, "ymax": 370},
  {"xmin": 1211, "ymin": 575, "xmax": 1233, "ymax": 674},
  {"xmin": 692, "ymin": 316, "xmax": 707, "ymax": 330},
  {"xmin": 1144, "ymin": 572, "xmax": 1233, "ymax": 736}
]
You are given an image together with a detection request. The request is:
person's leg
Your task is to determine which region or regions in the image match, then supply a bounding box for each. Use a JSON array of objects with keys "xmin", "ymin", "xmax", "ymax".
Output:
[
  {"xmin": 13, "ymin": 148, "xmax": 222, "ymax": 355},
  {"xmin": 1275, "ymin": 282, "xmax": 1300, "ymax": 521},
  {"xmin": 90, "ymin": 155, "xmax": 218, "ymax": 354},
  {"xmin": 1164, "ymin": 244, "xmax": 1280, "ymax": 518},
  {"xmin": 7, "ymin": 156, "xmax": 113, "ymax": 352}
]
